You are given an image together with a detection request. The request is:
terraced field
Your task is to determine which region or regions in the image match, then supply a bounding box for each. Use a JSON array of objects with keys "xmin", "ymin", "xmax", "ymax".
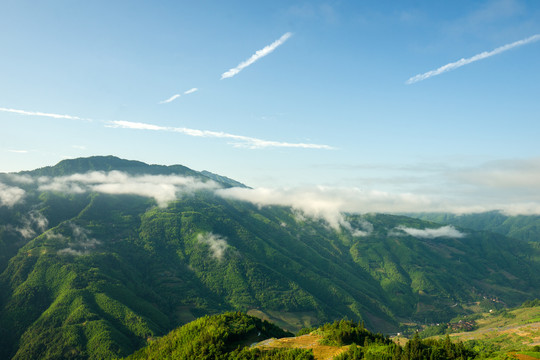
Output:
[{"xmin": 449, "ymin": 307, "xmax": 540, "ymax": 350}]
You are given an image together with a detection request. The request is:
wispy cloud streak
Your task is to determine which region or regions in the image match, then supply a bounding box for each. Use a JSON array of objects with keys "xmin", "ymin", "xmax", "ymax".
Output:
[
  {"xmin": 159, "ymin": 94, "xmax": 181, "ymax": 104},
  {"xmin": 2, "ymin": 105, "xmax": 331, "ymax": 150},
  {"xmin": 221, "ymin": 32, "xmax": 292, "ymax": 79},
  {"xmin": 106, "ymin": 120, "xmax": 333, "ymax": 150},
  {"xmin": 0, "ymin": 107, "xmax": 86, "ymax": 121},
  {"xmin": 406, "ymin": 33, "xmax": 540, "ymax": 84},
  {"xmin": 184, "ymin": 88, "xmax": 198, "ymax": 94},
  {"xmin": 159, "ymin": 88, "xmax": 197, "ymax": 104}
]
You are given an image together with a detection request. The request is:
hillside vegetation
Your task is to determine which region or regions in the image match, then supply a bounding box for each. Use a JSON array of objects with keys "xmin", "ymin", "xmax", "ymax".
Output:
[
  {"xmin": 127, "ymin": 312, "xmax": 478, "ymax": 360},
  {"xmin": 125, "ymin": 312, "xmax": 312, "ymax": 359}
]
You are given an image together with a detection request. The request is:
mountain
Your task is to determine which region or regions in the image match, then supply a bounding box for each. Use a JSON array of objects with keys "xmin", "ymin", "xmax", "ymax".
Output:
[
  {"xmin": 407, "ymin": 212, "xmax": 540, "ymax": 243},
  {"xmin": 19, "ymin": 156, "xmax": 201, "ymax": 179},
  {"xmin": 0, "ymin": 156, "xmax": 539, "ymax": 359}
]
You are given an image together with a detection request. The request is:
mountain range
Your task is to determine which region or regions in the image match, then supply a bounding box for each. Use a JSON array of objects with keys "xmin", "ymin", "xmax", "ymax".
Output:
[{"xmin": 0, "ymin": 156, "xmax": 538, "ymax": 359}]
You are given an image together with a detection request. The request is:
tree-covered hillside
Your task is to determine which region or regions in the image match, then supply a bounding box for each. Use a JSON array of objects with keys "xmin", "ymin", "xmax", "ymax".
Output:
[
  {"xmin": 125, "ymin": 312, "xmax": 305, "ymax": 359},
  {"xmin": 0, "ymin": 156, "xmax": 539, "ymax": 359},
  {"xmin": 127, "ymin": 312, "xmax": 479, "ymax": 360}
]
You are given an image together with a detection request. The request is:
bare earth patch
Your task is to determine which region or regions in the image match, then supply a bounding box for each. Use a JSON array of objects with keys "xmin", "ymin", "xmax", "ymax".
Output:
[
  {"xmin": 256, "ymin": 334, "xmax": 348, "ymax": 360},
  {"xmin": 510, "ymin": 352, "xmax": 539, "ymax": 360}
]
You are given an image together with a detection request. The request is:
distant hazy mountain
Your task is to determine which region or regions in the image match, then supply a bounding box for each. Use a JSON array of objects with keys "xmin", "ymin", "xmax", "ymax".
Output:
[
  {"xmin": 0, "ymin": 156, "xmax": 539, "ymax": 359},
  {"xmin": 407, "ymin": 211, "xmax": 540, "ymax": 243}
]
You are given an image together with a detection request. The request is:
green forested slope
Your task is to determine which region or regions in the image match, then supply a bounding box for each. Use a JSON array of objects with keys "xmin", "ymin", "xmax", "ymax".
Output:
[
  {"xmin": 125, "ymin": 312, "xmax": 306, "ymax": 360},
  {"xmin": 0, "ymin": 156, "xmax": 539, "ymax": 359}
]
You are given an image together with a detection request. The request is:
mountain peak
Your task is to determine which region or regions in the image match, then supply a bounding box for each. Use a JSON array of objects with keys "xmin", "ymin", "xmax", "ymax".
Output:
[{"xmin": 18, "ymin": 155, "xmax": 247, "ymax": 188}]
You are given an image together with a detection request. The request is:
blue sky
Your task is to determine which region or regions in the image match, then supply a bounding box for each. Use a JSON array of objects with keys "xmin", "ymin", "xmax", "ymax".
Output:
[{"xmin": 2, "ymin": 0, "xmax": 540, "ymax": 214}]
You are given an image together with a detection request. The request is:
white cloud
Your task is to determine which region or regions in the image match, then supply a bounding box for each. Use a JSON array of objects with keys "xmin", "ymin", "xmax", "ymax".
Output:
[
  {"xmin": 395, "ymin": 225, "xmax": 465, "ymax": 239},
  {"xmin": 221, "ymin": 32, "xmax": 292, "ymax": 79},
  {"xmin": 69, "ymin": 223, "xmax": 100, "ymax": 246},
  {"xmin": 7, "ymin": 174, "xmax": 34, "ymax": 184},
  {"xmin": 216, "ymin": 186, "xmax": 437, "ymax": 220},
  {"xmin": 159, "ymin": 94, "xmax": 181, "ymax": 104},
  {"xmin": 107, "ymin": 120, "xmax": 163, "ymax": 131},
  {"xmin": 184, "ymin": 88, "xmax": 198, "ymax": 94},
  {"xmin": 300, "ymin": 157, "xmax": 540, "ymax": 216},
  {"xmin": 0, "ymin": 183, "xmax": 25, "ymax": 207},
  {"xmin": 92, "ymin": 182, "xmax": 178, "ymax": 206},
  {"xmin": 215, "ymin": 186, "xmax": 385, "ymax": 234},
  {"xmin": 158, "ymin": 88, "xmax": 197, "ymax": 104},
  {"xmin": 0, "ymin": 107, "xmax": 87, "ymax": 121},
  {"xmin": 197, "ymin": 232, "xmax": 229, "ymax": 260},
  {"xmin": 56, "ymin": 224, "xmax": 101, "ymax": 256},
  {"xmin": 406, "ymin": 33, "xmax": 540, "ymax": 84},
  {"xmin": 8, "ymin": 150, "xmax": 29, "ymax": 154},
  {"xmin": 341, "ymin": 219, "xmax": 372, "ymax": 237},
  {"xmin": 107, "ymin": 120, "xmax": 333, "ymax": 150},
  {"xmin": 215, "ymin": 179, "xmax": 540, "ymax": 227},
  {"xmin": 38, "ymin": 179, "xmax": 87, "ymax": 194},
  {"xmin": 15, "ymin": 211, "xmax": 48, "ymax": 239},
  {"xmin": 58, "ymin": 248, "xmax": 87, "ymax": 256},
  {"xmin": 38, "ymin": 171, "xmax": 221, "ymax": 207}
]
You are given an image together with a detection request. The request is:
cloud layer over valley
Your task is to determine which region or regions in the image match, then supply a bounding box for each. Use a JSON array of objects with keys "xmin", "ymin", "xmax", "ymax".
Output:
[
  {"xmin": 36, "ymin": 171, "xmax": 221, "ymax": 207},
  {"xmin": 394, "ymin": 225, "xmax": 466, "ymax": 239},
  {"xmin": 2, "ymin": 156, "xmax": 540, "ymax": 233},
  {"xmin": 0, "ymin": 183, "xmax": 25, "ymax": 207}
]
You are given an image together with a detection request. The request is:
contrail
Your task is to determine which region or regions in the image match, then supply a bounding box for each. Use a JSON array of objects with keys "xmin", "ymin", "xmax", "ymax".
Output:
[
  {"xmin": 406, "ymin": 33, "xmax": 540, "ymax": 84},
  {"xmin": 221, "ymin": 32, "xmax": 292, "ymax": 79},
  {"xmin": 107, "ymin": 120, "xmax": 334, "ymax": 150},
  {"xmin": 159, "ymin": 88, "xmax": 198, "ymax": 104},
  {"xmin": 0, "ymin": 107, "xmax": 86, "ymax": 121},
  {"xmin": 159, "ymin": 94, "xmax": 181, "ymax": 104},
  {"xmin": 184, "ymin": 88, "xmax": 198, "ymax": 94}
]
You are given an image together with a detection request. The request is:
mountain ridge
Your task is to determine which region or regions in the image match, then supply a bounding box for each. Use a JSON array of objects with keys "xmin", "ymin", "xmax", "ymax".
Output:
[{"xmin": 11, "ymin": 155, "xmax": 247, "ymax": 189}]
